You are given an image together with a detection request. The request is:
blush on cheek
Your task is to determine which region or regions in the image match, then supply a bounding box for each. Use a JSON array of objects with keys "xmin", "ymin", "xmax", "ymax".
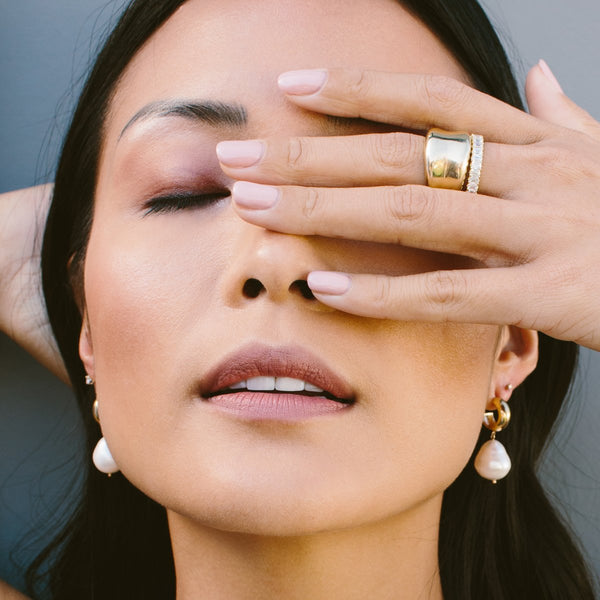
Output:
[{"xmin": 83, "ymin": 215, "xmax": 227, "ymax": 387}]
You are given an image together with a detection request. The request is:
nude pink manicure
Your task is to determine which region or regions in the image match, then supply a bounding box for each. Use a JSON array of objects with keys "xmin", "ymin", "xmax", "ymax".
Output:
[
  {"xmin": 216, "ymin": 140, "xmax": 264, "ymax": 168},
  {"xmin": 307, "ymin": 271, "xmax": 351, "ymax": 295},
  {"xmin": 538, "ymin": 59, "xmax": 563, "ymax": 94},
  {"xmin": 233, "ymin": 181, "xmax": 279, "ymax": 210},
  {"xmin": 277, "ymin": 69, "xmax": 328, "ymax": 95}
]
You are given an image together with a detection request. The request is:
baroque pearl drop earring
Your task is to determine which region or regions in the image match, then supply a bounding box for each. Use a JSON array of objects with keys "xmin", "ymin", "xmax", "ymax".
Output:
[
  {"xmin": 474, "ymin": 396, "xmax": 511, "ymax": 483},
  {"xmin": 86, "ymin": 376, "xmax": 119, "ymax": 475},
  {"xmin": 92, "ymin": 400, "xmax": 120, "ymax": 475}
]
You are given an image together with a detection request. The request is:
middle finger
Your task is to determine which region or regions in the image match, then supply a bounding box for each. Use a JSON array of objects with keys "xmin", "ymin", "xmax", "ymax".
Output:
[{"xmin": 231, "ymin": 181, "xmax": 538, "ymax": 263}]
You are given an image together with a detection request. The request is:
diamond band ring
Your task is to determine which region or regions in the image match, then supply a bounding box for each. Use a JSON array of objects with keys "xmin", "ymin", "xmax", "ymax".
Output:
[{"xmin": 466, "ymin": 134, "xmax": 484, "ymax": 194}]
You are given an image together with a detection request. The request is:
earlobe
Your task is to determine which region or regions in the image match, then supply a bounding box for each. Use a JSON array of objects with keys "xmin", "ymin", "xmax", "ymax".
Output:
[
  {"xmin": 489, "ymin": 326, "xmax": 539, "ymax": 402},
  {"xmin": 79, "ymin": 312, "xmax": 95, "ymax": 380}
]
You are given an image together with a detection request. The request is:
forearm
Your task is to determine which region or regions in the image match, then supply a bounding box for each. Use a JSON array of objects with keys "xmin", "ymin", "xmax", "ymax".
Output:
[
  {"xmin": 0, "ymin": 579, "xmax": 30, "ymax": 600},
  {"xmin": 0, "ymin": 184, "xmax": 68, "ymax": 382}
]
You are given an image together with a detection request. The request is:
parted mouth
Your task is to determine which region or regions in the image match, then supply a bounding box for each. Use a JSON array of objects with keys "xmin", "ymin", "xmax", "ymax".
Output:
[{"xmin": 199, "ymin": 344, "xmax": 355, "ymax": 404}]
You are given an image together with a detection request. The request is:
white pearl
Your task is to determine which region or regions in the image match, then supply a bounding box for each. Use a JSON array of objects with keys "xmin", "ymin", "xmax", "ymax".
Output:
[
  {"xmin": 474, "ymin": 439, "xmax": 511, "ymax": 482},
  {"xmin": 93, "ymin": 437, "xmax": 120, "ymax": 474}
]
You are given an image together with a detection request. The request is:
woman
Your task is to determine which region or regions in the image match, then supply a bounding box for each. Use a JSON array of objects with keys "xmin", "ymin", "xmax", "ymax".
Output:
[{"xmin": 1, "ymin": 0, "xmax": 599, "ymax": 598}]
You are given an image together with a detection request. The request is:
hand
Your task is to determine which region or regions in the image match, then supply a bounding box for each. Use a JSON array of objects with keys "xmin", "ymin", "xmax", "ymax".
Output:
[
  {"xmin": 0, "ymin": 184, "xmax": 67, "ymax": 381},
  {"xmin": 217, "ymin": 64, "xmax": 600, "ymax": 352}
]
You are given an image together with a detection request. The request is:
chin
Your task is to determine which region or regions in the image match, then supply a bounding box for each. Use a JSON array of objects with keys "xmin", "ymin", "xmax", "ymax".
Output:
[{"xmin": 141, "ymin": 464, "xmax": 448, "ymax": 538}]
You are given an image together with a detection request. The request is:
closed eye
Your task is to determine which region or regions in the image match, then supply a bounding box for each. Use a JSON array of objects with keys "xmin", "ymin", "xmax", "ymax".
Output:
[{"xmin": 143, "ymin": 191, "xmax": 230, "ymax": 216}]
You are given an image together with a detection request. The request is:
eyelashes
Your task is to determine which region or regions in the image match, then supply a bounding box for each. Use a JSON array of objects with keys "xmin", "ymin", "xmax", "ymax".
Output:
[{"xmin": 143, "ymin": 190, "xmax": 230, "ymax": 216}]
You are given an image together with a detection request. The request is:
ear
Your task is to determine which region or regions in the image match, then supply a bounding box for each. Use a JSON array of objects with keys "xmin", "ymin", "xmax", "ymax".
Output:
[
  {"xmin": 79, "ymin": 311, "xmax": 96, "ymax": 381},
  {"xmin": 488, "ymin": 326, "xmax": 538, "ymax": 407}
]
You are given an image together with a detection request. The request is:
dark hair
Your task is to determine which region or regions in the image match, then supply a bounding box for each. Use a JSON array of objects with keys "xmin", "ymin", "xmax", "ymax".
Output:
[{"xmin": 33, "ymin": 0, "xmax": 596, "ymax": 598}]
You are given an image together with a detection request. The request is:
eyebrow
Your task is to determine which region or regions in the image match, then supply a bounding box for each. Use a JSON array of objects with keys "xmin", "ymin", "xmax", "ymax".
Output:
[{"xmin": 119, "ymin": 100, "xmax": 248, "ymax": 139}]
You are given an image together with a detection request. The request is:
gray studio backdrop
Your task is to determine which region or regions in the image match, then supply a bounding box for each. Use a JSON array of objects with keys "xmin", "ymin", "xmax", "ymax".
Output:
[{"xmin": 1, "ymin": 0, "xmax": 599, "ymax": 593}]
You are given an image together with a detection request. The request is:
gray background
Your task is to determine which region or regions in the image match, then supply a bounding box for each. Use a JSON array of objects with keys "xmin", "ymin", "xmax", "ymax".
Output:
[{"xmin": 1, "ymin": 0, "xmax": 599, "ymax": 594}]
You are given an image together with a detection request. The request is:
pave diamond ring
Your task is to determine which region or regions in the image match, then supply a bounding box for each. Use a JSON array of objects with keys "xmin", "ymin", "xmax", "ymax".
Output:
[{"xmin": 466, "ymin": 134, "xmax": 484, "ymax": 194}]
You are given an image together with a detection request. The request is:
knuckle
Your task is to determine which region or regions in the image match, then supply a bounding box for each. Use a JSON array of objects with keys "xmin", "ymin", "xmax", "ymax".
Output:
[
  {"xmin": 540, "ymin": 259, "xmax": 581, "ymax": 290},
  {"xmin": 285, "ymin": 137, "xmax": 309, "ymax": 172},
  {"xmin": 346, "ymin": 69, "xmax": 374, "ymax": 99},
  {"xmin": 371, "ymin": 132, "xmax": 412, "ymax": 171},
  {"xmin": 528, "ymin": 139, "xmax": 588, "ymax": 185},
  {"xmin": 424, "ymin": 270, "xmax": 467, "ymax": 314},
  {"xmin": 372, "ymin": 275, "xmax": 393, "ymax": 309},
  {"xmin": 384, "ymin": 185, "xmax": 431, "ymax": 225},
  {"xmin": 530, "ymin": 143, "xmax": 565, "ymax": 172},
  {"xmin": 421, "ymin": 74, "xmax": 469, "ymax": 113},
  {"xmin": 302, "ymin": 187, "xmax": 322, "ymax": 221}
]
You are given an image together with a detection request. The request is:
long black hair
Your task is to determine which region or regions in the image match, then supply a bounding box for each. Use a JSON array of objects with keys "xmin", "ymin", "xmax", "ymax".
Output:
[{"xmin": 32, "ymin": 0, "xmax": 596, "ymax": 598}]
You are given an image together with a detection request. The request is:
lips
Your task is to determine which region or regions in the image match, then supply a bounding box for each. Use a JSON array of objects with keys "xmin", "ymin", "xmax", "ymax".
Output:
[{"xmin": 200, "ymin": 343, "xmax": 355, "ymax": 403}]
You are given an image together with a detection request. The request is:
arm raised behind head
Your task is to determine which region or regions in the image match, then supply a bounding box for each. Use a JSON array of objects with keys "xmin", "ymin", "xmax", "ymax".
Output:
[
  {"xmin": 0, "ymin": 184, "xmax": 68, "ymax": 383},
  {"xmin": 0, "ymin": 578, "xmax": 30, "ymax": 600}
]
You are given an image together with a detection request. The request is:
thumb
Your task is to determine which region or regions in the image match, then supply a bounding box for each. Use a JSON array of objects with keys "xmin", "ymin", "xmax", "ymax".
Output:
[{"xmin": 526, "ymin": 60, "xmax": 599, "ymax": 135}]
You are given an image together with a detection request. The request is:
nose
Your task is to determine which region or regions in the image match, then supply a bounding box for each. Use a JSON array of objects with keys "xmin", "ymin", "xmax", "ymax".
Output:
[{"xmin": 220, "ymin": 225, "xmax": 335, "ymax": 312}]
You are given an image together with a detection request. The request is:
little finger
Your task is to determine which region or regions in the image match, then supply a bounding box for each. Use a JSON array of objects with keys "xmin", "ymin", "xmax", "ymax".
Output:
[{"xmin": 306, "ymin": 267, "xmax": 530, "ymax": 326}]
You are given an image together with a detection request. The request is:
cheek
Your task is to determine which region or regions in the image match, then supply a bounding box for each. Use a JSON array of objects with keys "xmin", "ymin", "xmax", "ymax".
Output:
[
  {"xmin": 358, "ymin": 322, "xmax": 497, "ymax": 499},
  {"xmin": 85, "ymin": 204, "xmax": 231, "ymax": 354},
  {"xmin": 82, "ymin": 202, "xmax": 498, "ymax": 533},
  {"xmin": 82, "ymin": 209, "xmax": 231, "ymax": 451}
]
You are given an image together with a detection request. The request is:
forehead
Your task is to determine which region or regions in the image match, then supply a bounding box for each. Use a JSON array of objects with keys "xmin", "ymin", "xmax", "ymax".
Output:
[{"xmin": 105, "ymin": 0, "xmax": 466, "ymax": 144}]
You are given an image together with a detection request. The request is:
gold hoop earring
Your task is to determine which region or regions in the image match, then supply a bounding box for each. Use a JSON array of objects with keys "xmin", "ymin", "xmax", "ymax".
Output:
[{"xmin": 474, "ymin": 397, "xmax": 511, "ymax": 484}]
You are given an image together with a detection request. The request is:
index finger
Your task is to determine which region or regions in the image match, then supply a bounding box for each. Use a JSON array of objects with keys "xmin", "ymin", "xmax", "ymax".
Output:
[{"xmin": 277, "ymin": 68, "xmax": 550, "ymax": 144}]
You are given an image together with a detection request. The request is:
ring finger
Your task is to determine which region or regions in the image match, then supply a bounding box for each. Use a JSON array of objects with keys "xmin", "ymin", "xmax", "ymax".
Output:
[{"xmin": 217, "ymin": 132, "xmax": 518, "ymax": 198}]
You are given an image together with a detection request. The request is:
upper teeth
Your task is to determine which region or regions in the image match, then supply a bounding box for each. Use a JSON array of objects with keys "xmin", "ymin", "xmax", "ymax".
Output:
[{"xmin": 228, "ymin": 376, "xmax": 323, "ymax": 393}]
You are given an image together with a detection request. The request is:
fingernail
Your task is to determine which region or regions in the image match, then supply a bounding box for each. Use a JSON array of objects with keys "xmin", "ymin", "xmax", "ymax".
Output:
[
  {"xmin": 538, "ymin": 59, "xmax": 563, "ymax": 93},
  {"xmin": 307, "ymin": 271, "xmax": 351, "ymax": 295},
  {"xmin": 216, "ymin": 140, "xmax": 264, "ymax": 168},
  {"xmin": 233, "ymin": 181, "xmax": 279, "ymax": 210},
  {"xmin": 278, "ymin": 69, "xmax": 328, "ymax": 95}
]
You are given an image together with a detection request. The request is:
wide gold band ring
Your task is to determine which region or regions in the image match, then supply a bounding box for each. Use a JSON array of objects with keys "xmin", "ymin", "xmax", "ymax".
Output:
[{"xmin": 425, "ymin": 128, "xmax": 472, "ymax": 190}]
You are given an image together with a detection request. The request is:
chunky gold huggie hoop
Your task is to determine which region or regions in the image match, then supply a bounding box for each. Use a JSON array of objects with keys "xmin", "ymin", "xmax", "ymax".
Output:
[
  {"xmin": 475, "ymin": 397, "xmax": 512, "ymax": 484},
  {"xmin": 93, "ymin": 400, "xmax": 100, "ymax": 424},
  {"xmin": 425, "ymin": 128, "xmax": 472, "ymax": 190},
  {"xmin": 483, "ymin": 397, "xmax": 511, "ymax": 437}
]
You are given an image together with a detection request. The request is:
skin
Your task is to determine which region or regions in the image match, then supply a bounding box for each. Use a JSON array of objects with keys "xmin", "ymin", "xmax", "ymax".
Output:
[
  {"xmin": 0, "ymin": 184, "xmax": 62, "ymax": 378},
  {"xmin": 0, "ymin": 580, "xmax": 29, "ymax": 600},
  {"xmin": 0, "ymin": 0, "xmax": 599, "ymax": 595},
  {"xmin": 74, "ymin": 1, "xmax": 538, "ymax": 599},
  {"xmin": 222, "ymin": 65, "xmax": 600, "ymax": 349},
  {"xmin": 2, "ymin": 13, "xmax": 600, "ymax": 384}
]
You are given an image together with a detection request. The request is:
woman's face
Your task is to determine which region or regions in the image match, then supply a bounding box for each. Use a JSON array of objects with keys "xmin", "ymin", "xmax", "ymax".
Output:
[{"xmin": 82, "ymin": 0, "xmax": 534, "ymax": 535}]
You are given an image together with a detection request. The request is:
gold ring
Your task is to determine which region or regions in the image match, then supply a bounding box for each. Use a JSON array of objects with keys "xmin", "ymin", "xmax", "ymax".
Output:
[{"xmin": 425, "ymin": 128, "xmax": 472, "ymax": 190}]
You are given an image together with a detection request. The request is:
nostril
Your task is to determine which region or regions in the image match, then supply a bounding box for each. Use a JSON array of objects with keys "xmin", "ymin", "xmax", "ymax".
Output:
[
  {"xmin": 289, "ymin": 279, "xmax": 316, "ymax": 300},
  {"xmin": 242, "ymin": 278, "xmax": 265, "ymax": 298}
]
